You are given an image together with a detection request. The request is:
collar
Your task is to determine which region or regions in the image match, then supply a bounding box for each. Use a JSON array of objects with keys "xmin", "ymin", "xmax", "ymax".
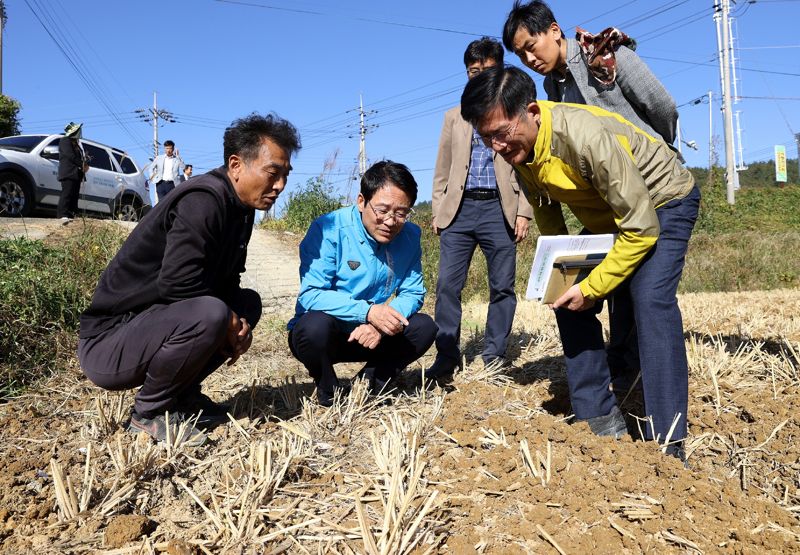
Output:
[
  {"xmin": 531, "ymin": 100, "xmax": 555, "ymax": 167},
  {"xmin": 211, "ymin": 166, "xmax": 249, "ymax": 211}
]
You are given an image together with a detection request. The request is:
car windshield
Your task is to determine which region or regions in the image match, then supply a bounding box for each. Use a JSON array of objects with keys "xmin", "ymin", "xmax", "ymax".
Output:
[{"xmin": 0, "ymin": 135, "xmax": 47, "ymax": 153}]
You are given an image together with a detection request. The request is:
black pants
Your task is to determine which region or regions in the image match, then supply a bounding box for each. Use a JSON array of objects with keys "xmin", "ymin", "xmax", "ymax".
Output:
[
  {"xmin": 78, "ymin": 289, "xmax": 261, "ymax": 418},
  {"xmin": 57, "ymin": 178, "xmax": 81, "ymax": 218},
  {"xmin": 156, "ymin": 180, "xmax": 175, "ymax": 199},
  {"xmin": 288, "ymin": 311, "xmax": 437, "ymax": 393}
]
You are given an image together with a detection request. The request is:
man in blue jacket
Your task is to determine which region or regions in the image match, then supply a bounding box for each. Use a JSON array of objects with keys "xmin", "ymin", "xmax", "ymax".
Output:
[{"xmin": 288, "ymin": 160, "xmax": 436, "ymax": 406}]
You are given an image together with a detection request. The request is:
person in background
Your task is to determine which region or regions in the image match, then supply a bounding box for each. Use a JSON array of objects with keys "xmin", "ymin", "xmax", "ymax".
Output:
[
  {"xmin": 427, "ymin": 37, "xmax": 532, "ymax": 381},
  {"xmin": 79, "ymin": 113, "xmax": 300, "ymax": 446},
  {"xmin": 150, "ymin": 140, "xmax": 185, "ymax": 201},
  {"xmin": 461, "ymin": 66, "xmax": 699, "ymax": 461},
  {"xmin": 57, "ymin": 122, "xmax": 88, "ymax": 224},
  {"xmin": 181, "ymin": 164, "xmax": 193, "ymax": 183},
  {"xmin": 288, "ymin": 161, "xmax": 436, "ymax": 406}
]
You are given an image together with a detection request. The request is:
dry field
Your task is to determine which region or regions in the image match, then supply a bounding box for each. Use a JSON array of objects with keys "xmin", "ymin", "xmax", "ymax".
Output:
[{"xmin": 1, "ymin": 290, "xmax": 800, "ymax": 554}]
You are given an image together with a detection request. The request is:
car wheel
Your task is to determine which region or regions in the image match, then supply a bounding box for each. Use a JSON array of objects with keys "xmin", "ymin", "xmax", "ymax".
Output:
[
  {"xmin": 114, "ymin": 195, "xmax": 141, "ymax": 222},
  {"xmin": 0, "ymin": 172, "xmax": 34, "ymax": 217}
]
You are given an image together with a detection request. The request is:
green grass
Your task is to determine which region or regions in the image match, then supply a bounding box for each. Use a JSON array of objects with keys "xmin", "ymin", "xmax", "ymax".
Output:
[
  {"xmin": 0, "ymin": 222, "xmax": 125, "ymax": 397},
  {"xmin": 416, "ymin": 180, "xmax": 800, "ymax": 301}
]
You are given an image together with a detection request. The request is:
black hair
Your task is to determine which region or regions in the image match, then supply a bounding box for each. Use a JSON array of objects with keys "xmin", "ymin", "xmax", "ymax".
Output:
[
  {"xmin": 185, "ymin": 164, "xmax": 193, "ymax": 170},
  {"xmin": 163, "ymin": 140, "xmax": 175, "ymax": 148},
  {"xmin": 361, "ymin": 160, "xmax": 418, "ymax": 206},
  {"xmin": 223, "ymin": 112, "xmax": 301, "ymax": 167},
  {"xmin": 502, "ymin": 0, "xmax": 562, "ymax": 52},
  {"xmin": 463, "ymin": 36, "xmax": 504, "ymax": 67},
  {"xmin": 460, "ymin": 66, "xmax": 538, "ymax": 127}
]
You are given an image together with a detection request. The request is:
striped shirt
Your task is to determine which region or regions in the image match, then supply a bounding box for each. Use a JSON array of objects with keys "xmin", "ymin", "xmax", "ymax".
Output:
[{"xmin": 465, "ymin": 128, "xmax": 497, "ymax": 190}]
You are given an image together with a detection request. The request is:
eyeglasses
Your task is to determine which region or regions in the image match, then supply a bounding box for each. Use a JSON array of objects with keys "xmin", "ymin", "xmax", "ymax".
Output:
[
  {"xmin": 479, "ymin": 114, "xmax": 524, "ymax": 147},
  {"xmin": 368, "ymin": 202, "xmax": 414, "ymax": 223}
]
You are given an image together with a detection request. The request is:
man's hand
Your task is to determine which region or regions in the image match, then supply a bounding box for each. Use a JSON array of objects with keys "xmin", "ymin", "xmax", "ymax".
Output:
[
  {"xmin": 348, "ymin": 324, "xmax": 382, "ymax": 349},
  {"xmin": 432, "ymin": 216, "xmax": 441, "ymax": 236},
  {"xmin": 223, "ymin": 310, "xmax": 253, "ymax": 365},
  {"xmin": 514, "ymin": 216, "xmax": 530, "ymax": 243},
  {"xmin": 551, "ymin": 284, "xmax": 596, "ymax": 312},
  {"xmin": 367, "ymin": 304, "xmax": 408, "ymax": 336}
]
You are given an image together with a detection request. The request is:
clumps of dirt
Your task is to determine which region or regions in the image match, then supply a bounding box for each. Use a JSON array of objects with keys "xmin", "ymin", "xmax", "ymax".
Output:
[
  {"xmin": 429, "ymin": 381, "xmax": 799, "ymax": 553},
  {"xmin": 0, "ymin": 290, "xmax": 799, "ymax": 552},
  {"xmin": 104, "ymin": 514, "xmax": 155, "ymax": 547}
]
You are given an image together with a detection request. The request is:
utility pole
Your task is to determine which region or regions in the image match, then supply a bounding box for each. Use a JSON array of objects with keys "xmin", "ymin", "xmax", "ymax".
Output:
[
  {"xmin": 795, "ymin": 133, "xmax": 800, "ymax": 182},
  {"xmin": 714, "ymin": 0, "xmax": 736, "ymax": 204},
  {"xmin": 735, "ymin": 111, "xmax": 747, "ymax": 172},
  {"xmin": 135, "ymin": 91, "xmax": 176, "ymax": 159},
  {"xmin": 349, "ymin": 95, "xmax": 377, "ymax": 178},
  {"xmin": 708, "ymin": 90, "xmax": 714, "ymax": 171},
  {"xmin": 358, "ymin": 95, "xmax": 367, "ymax": 177}
]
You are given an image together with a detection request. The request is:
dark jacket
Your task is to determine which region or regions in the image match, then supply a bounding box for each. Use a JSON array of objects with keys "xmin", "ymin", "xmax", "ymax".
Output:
[
  {"xmin": 57, "ymin": 137, "xmax": 85, "ymax": 182},
  {"xmin": 80, "ymin": 167, "xmax": 254, "ymax": 339}
]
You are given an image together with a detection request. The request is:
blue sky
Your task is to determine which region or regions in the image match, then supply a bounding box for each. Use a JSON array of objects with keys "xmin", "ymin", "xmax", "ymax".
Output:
[{"xmin": 7, "ymin": 0, "xmax": 800, "ymax": 208}]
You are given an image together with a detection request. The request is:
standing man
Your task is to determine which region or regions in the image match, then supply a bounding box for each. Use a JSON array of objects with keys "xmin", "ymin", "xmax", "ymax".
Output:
[
  {"xmin": 288, "ymin": 161, "xmax": 436, "ymax": 406},
  {"xmin": 57, "ymin": 122, "xmax": 88, "ymax": 224},
  {"xmin": 79, "ymin": 114, "xmax": 300, "ymax": 446},
  {"xmin": 461, "ymin": 66, "xmax": 699, "ymax": 460},
  {"xmin": 427, "ymin": 37, "xmax": 533, "ymax": 380},
  {"xmin": 150, "ymin": 140, "xmax": 185, "ymax": 200}
]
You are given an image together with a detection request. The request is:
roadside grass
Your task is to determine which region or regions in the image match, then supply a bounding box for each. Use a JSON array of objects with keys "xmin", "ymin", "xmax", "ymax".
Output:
[
  {"xmin": 416, "ymin": 181, "xmax": 800, "ymax": 301},
  {"xmin": 0, "ymin": 221, "xmax": 124, "ymax": 398}
]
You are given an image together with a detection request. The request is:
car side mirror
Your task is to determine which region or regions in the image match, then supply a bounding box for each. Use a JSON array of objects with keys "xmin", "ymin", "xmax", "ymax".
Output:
[{"xmin": 41, "ymin": 145, "xmax": 59, "ymax": 160}]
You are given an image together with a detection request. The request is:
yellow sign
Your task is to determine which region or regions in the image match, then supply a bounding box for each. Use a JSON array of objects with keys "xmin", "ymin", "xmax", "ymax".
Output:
[{"xmin": 775, "ymin": 145, "xmax": 787, "ymax": 182}]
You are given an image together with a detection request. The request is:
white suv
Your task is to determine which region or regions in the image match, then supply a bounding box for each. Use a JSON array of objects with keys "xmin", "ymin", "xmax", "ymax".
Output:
[{"xmin": 0, "ymin": 134, "xmax": 151, "ymax": 221}]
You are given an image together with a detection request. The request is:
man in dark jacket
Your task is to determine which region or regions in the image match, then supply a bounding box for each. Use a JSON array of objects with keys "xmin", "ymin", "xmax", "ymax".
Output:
[
  {"xmin": 78, "ymin": 113, "xmax": 300, "ymax": 446},
  {"xmin": 57, "ymin": 122, "xmax": 87, "ymax": 223}
]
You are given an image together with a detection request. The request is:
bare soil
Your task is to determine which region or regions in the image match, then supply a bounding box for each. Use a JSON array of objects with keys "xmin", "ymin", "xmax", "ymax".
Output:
[{"xmin": 1, "ymin": 289, "xmax": 799, "ymax": 553}]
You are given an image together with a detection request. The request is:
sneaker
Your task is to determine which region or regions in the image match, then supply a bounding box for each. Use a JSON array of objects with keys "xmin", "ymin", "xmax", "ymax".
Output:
[
  {"xmin": 176, "ymin": 389, "xmax": 230, "ymax": 425},
  {"xmin": 317, "ymin": 381, "xmax": 351, "ymax": 408},
  {"xmin": 128, "ymin": 411, "xmax": 207, "ymax": 447},
  {"xmin": 60, "ymin": 216, "xmax": 73, "ymax": 226},
  {"xmin": 577, "ymin": 405, "xmax": 628, "ymax": 439}
]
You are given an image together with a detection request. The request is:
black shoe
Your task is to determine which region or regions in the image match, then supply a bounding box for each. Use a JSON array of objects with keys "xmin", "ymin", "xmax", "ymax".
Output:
[
  {"xmin": 128, "ymin": 410, "xmax": 206, "ymax": 447},
  {"xmin": 577, "ymin": 405, "xmax": 628, "ymax": 438},
  {"xmin": 355, "ymin": 367, "xmax": 397, "ymax": 396},
  {"xmin": 664, "ymin": 442, "xmax": 689, "ymax": 468},
  {"xmin": 317, "ymin": 381, "xmax": 351, "ymax": 407},
  {"xmin": 422, "ymin": 356, "xmax": 459, "ymax": 381},
  {"xmin": 176, "ymin": 389, "xmax": 230, "ymax": 425}
]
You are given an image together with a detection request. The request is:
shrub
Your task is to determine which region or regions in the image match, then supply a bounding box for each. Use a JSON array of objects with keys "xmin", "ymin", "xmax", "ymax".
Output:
[
  {"xmin": 270, "ymin": 177, "xmax": 343, "ymax": 233},
  {"xmin": 0, "ymin": 222, "xmax": 124, "ymax": 396}
]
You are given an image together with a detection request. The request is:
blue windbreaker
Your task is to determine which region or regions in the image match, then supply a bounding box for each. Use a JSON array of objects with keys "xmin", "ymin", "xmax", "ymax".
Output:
[{"xmin": 287, "ymin": 205, "xmax": 426, "ymax": 331}]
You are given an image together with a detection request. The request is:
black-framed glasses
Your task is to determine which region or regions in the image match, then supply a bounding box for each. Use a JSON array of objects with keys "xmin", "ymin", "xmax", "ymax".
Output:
[
  {"xmin": 368, "ymin": 201, "xmax": 415, "ymax": 223},
  {"xmin": 479, "ymin": 113, "xmax": 524, "ymax": 147}
]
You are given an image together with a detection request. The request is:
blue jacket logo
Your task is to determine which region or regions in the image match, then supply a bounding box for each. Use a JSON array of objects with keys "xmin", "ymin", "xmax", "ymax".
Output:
[{"xmin": 348, "ymin": 260, "xmax": 361, "ymax": 270}]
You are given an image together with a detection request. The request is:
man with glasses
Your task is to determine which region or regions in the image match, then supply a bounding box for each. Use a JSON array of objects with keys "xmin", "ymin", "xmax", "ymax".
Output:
[
  {"xmin": 428, "ymin": 37, "xmax": 533, "ymax": 381},
  {"xmin": 288, "ymin": 160, "xmax": 436, "ymax": 406},
  {"xmin": 461, "ymin": 66, "xmax": 699, "ymax": 462}
]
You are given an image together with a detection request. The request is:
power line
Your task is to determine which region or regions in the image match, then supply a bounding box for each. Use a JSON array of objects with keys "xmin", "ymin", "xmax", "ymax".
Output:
[{"xmin": 23, "ymin": 0, "xmax": 149, "ymax": 155}]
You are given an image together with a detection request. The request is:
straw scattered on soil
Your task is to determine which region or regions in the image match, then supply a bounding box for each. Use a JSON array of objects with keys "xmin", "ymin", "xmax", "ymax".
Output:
[{"xmin": 1, "ymin": 289, "xmax": 799, "ymax": 553}]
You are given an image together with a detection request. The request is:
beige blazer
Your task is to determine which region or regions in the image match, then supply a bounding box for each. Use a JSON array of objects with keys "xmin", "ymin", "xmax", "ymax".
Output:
[{"xmin": 432, "ymin": 106, "xmax": 533, "ymax": 229}]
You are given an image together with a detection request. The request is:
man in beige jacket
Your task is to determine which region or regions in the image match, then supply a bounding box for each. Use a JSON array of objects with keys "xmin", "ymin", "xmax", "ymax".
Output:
[{"xmin": 427, "ymin": 37, "xmax": 533, "ymax": 380}]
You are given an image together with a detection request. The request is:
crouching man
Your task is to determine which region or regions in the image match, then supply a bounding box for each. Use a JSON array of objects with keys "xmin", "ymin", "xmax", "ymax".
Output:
[
  {"xmin": 78, "ymin": 113, "xmax": 301, "ymax": 445},
  {"xmin": 461, "ymin": 66, "xmax": 699, "ymax": 461},
  {"xmin": 288, "ymin": 161, "xmax": 437, "ymax": 406}
]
